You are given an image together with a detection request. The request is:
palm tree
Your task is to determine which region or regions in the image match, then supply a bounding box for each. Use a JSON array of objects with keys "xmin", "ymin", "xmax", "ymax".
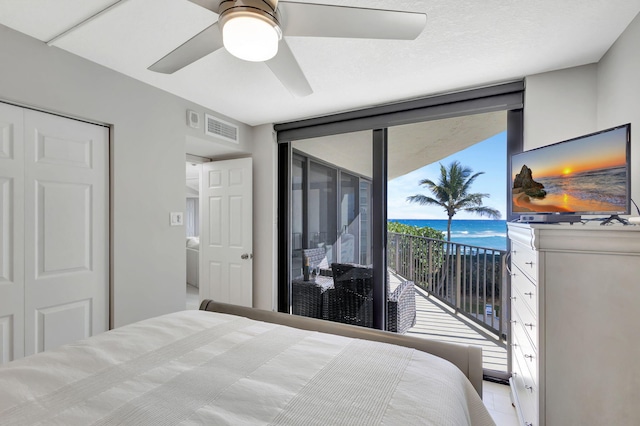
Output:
[{"xmin": 407, "ymin": 161, "xmax": 501, "ymax": 241}]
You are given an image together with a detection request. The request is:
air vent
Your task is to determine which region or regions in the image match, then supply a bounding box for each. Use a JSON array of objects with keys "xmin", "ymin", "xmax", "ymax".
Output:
[{"xmin": 205, "ymin": 114, "xmax": 239, "ymax": 143}]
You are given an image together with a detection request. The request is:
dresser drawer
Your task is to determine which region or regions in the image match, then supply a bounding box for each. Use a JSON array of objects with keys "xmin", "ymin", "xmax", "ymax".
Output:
[
  {"xmin": 511, "ymin": 239, "xmax": 538, "ymax": 282},
  {"xmin": 511, "ymin": 300, "xmax": 538, "ymax": 351},
  {"xmin": 512, "ymin": 312, "xmax": 538, "ymax": 383},
  {"xmin": 511, "ymin": 359, "xmax": 538, "ymax": 426},
  {"xmin": 512, "ymin": 270, "xmax": 537, "ymax": 319}
]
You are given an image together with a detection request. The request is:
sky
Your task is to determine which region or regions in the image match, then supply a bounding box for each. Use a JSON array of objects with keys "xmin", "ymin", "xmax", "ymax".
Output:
[
  {"xmin": 388, "ymin": 131, "xmax": 507, "ymax": 220},
  {"xmin": 511, "ymin": 126, "xmax": 628, "ymax": 179}
]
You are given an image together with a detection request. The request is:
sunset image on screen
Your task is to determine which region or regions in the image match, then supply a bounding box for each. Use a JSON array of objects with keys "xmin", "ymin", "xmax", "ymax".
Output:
[{"xmin": 511, "ymin": 126, "xmax": 629, "ymax": 214}]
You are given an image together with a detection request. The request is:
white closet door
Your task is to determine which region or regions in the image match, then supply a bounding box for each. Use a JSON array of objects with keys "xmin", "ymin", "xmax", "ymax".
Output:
[
  {"xmin": 200, "ymin": 158, "xmax": 253, "ymax": 307},
  {"xmin": 0, "ymin": 103, "xmax": 25, "ymax": 363},
  {"xmin": 23, "ymin": 109, "xmax": 109, "ymax": 356}
]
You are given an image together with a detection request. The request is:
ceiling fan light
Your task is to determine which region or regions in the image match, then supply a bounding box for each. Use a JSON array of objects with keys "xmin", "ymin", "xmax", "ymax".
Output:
[{"xmin": 222, "ymin": 15, "xmax": 281, "ymax": 62}]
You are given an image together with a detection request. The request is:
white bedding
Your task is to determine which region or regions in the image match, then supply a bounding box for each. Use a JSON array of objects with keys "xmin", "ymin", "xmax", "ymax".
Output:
[{"xmin": 0, "ymin": 310, "xmax": 494, "ymax": 425}]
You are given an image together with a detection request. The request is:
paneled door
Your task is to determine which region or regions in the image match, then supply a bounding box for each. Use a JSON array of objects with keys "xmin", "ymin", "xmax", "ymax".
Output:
[
  {"xmin": 0, "ymin": 103, "xmax": 25, "ymax": 363},
  {"xmin": 200, "ymin": 158, "xmax": 252, "ymax": 307},
  {"xmin": 0, "ymin": 103, "xmax": 109, "ymax": 362}
]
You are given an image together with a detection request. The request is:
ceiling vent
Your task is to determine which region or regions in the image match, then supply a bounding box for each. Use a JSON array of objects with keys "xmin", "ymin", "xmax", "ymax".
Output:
[{"xmin": 205, "ymin": 114, "xmax": 239, "ymax": 143}]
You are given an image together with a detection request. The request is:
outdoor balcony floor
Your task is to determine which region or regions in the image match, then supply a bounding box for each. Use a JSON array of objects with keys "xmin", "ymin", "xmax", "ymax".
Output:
[{"xmin": 405, "ymin": 284, "xmax": 508, "ymax": 372}]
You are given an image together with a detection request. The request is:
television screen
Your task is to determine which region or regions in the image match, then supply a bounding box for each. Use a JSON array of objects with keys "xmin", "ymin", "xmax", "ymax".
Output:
[{"xmin": 511, "ymin": 124, "xmax": 630, "ymax": 215}]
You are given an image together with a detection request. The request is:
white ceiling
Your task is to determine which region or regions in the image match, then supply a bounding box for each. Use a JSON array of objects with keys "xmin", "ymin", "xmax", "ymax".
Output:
[{"xmin": 1, "ymin": 0, "xmax": 639, "ymax": 127}]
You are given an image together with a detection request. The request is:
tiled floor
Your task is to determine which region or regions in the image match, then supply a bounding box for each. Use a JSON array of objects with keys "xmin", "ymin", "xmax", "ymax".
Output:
[
  {"xmin": 483, "ymin": 381, "xmax": 519, "ymax": 425},
  {"xmin": 186, "ymin": 283, "xmax": 199, "ymax": 310}
]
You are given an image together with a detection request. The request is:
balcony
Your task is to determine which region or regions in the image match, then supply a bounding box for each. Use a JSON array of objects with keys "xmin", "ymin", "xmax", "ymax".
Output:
[{"xmin": 388, "ymin": 233, "xmax": 508, "ymax": 372}]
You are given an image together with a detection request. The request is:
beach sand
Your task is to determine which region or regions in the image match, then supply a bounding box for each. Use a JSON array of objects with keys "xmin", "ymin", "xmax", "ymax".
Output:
[{"xmin": 513, "ymin": 192, "xmax": 621, "ymax": 213}]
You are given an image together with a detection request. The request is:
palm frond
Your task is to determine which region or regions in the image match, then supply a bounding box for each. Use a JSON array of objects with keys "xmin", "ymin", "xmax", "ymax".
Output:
[
  {"xmin": 463, "ymin": 206, "xmax": 502, "ymax": 219},
  {"xmin": 406, "ymin": 160, "xmax": 501, "ymax": 223}
]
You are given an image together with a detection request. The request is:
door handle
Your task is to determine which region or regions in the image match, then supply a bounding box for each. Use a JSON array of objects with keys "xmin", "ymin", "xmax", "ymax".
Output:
[{"xmin": 241, "ymin": 253, "xmax": 253, "ymax": 260}]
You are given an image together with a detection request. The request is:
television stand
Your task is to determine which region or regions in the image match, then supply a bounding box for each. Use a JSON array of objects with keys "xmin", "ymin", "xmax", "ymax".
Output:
[{"xmin": 600, "ymin": 215, "xmax": 630, "ymax": 225}]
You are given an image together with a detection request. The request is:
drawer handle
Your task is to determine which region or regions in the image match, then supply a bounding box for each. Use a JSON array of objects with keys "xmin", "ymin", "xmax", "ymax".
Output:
[
  {"xmin": 525, "ymin": 261, "xmax": 534, "ymax": 266},
  {"xmin": 525, "ymin": 323, "xmax": 535, "ymax": 330},
  {"xmin": 511, "ymin": 272, "xmax": 517, "ymax": 277},
  {"xmin": 525, "ymin": 384, "xmax": 534, "ymax": 393},
  {"xmin": 526, "ymin": 422, "xmax": 533, "ymax": 426},
  {"xmin": 525, "ymin": 354, "xmax": 534, "ymax": 360},
  {"xmin": 510, "ymin": 320, "xmax": 517, "ymax": 324},
  {"xmin": 511, "ymin": 343, "xmax": 518, "ymax": 348},
  {"xmin": 524, "ymin": 292, "xmax": 534, "ymax": 298},
  {"xmin": 510, "ymin": 296, "xmax": 517, "ymax": 301}
]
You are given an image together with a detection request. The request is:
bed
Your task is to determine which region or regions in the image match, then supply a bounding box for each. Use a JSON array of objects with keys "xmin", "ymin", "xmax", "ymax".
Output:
[{"xmin": 0, "ymin": 300, "xmax": 494, "ymax": 425}]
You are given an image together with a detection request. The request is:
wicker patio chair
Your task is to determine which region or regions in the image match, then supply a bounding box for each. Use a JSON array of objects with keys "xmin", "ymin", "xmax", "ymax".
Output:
[
  {"xmin": 325, "ymin": 263, "xmax": 373, "ymax": 327},
  {"xmin": 325, "ymin": 263, "xmax": 416, "ymax": 333},
  {"xmin": 291, "ymin": 275, "xmax": 333, "ymax": 319},
  {"xmin": 388, "ymin": 279, "xmax": 417, "ymax": 333},
  {"xmin": 302, "ymin": 247, "xmax": 332, "ymax": 276},
  {"xmin": 291, "ymin": 247, "xmax": 334, "ymax": 319}
]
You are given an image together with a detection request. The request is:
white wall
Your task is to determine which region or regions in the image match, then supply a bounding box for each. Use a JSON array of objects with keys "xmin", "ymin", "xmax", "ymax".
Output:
[
  {"xmin": 0, "ymin": 24, "xmax": 251, "ymax": 327},
  {"xmin": 597, "ymin": 12, "xmax": 640, "ymax": 207},
  {"xmin": 524, "ymin": 12, "xmax": 640, "ymax": 212},
  {"xmin": 524, "ymin": 64, "xmax": 598, "ymax": 150},
  {"xmin": 250, "ymin": 125, "xmax": 278, "ymax": 310}
]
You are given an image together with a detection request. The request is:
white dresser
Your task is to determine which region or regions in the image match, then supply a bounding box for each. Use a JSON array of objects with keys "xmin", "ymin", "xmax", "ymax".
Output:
[{"xmin": 507, "ymin": 223, "xmax": 640, "ymax": 426}]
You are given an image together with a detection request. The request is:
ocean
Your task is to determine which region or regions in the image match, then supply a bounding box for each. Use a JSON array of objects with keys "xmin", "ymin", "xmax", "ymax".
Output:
[
  {"xmin": 389, "ymin": 219, "xmax": 507, "ymax": 251},
  {"xmin": 537, "ymin": 166, "xmax": 627, "ymax": 207}
]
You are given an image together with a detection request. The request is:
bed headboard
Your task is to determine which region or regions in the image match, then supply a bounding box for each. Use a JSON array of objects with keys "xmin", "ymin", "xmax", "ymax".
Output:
[{"xmin": 199, "ymin": 300, "xmax": 483, "ymax": 397}]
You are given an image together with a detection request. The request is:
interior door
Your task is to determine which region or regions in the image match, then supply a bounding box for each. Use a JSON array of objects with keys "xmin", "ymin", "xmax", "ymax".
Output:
[
  {"xmin": 23, "ymin": 109, "xmax": 109, "ymax": 356},
  {"xmin": 0, "ymin": 103, "xmax": 25, "ymax": 363},
  {"xmin": 200, "ymin": 158, "xmax": 253, "ymax": 307}
]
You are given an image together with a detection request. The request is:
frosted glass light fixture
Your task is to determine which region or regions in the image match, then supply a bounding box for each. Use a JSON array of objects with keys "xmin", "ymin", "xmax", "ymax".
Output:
[{"xmin": 222, "ymin": 14, "xmax": 281, "ymax": 62}]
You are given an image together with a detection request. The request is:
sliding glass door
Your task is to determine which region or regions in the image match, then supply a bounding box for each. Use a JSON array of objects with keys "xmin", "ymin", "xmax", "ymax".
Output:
[
  {"xmin": 288, "ymin": 131, "xmax": 376, "ymax": 326},
  {"xmin": 277, "ymin": 83, "xmax": 525, "ymax": 363}
]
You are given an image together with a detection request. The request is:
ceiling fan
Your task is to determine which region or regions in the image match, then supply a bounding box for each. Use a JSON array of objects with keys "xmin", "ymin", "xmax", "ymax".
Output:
[{"xmin": 148, "ymin": 0, "xmax": 427, "ymax": 97}]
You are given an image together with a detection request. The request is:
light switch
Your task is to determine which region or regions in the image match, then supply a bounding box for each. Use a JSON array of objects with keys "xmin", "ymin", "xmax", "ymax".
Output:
[{"xmin": 170, "ymin": 212, "xmax": 184, "ymax": 226}]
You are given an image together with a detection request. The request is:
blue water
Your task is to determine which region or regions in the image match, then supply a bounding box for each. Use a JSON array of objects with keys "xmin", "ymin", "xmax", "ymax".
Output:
[
  {"xmin": 537, "ymin": 166, "xmax": 627, "ymax": 208},
  {"xmin": 389, "ymin": 219, "xmax": 507, "ymax": 251}
]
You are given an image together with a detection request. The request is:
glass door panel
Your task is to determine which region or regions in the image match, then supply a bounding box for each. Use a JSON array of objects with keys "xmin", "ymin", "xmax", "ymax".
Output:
[
  {"xmin": 291, "ymin": 155, "xmax": 305, "ymax": 278},
  {"xmin": 359, "ymin": 181, "xmax": 371, "ymax": 265},
  {"xmin": 290, "ymin": 131, "xmax": 375, "ymax": 327},
  {"xmin": 387, "ymin": 112, "xmax": 509, "ymax": 372},
  {"xmin": 308, "ymin": 162, "xmax": 337, "ymax": 261},
  {"xmin": 338, "ymin": 172, "xmax": 359, "ymax": 264}
]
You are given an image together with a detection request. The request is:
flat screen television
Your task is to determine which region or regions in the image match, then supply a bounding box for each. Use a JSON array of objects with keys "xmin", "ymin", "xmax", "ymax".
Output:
[{"xmin": 511, "ymin": 124, "xmax": 631, "ymax": 218}]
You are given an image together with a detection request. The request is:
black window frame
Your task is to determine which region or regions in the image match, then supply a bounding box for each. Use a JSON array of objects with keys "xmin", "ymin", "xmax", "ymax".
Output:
[{"xmin": 276, "ymin": 81, "xmax": 525, "ymax": 336}]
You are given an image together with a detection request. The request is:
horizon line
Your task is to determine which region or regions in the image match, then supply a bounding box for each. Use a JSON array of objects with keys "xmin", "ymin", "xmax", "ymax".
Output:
[{"xmin": 388, "ymin": 218, "xmax": 506, "ymax": 221}]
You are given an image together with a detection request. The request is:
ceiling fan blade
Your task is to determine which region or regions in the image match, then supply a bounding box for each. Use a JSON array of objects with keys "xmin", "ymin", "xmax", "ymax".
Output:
[
  {"xmin": 279, "ymin": 2, "xmax": 426, "ymax": 40},
  {"xmin": 265, "ymin": 39, "xmax": 312, "ymax": 97},
  {"xmin": 148, "ymin": 22, "xmax": 223, "ymax": 74},
  {"xmin": 187, "ymin": 0, "xmax": 222, "ymax": 12}
]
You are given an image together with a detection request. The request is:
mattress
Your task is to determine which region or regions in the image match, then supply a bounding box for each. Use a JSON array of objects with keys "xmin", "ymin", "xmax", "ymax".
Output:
[{"xmin": 0, "ymin": 310, "xmax": 495, "ymax": 425}]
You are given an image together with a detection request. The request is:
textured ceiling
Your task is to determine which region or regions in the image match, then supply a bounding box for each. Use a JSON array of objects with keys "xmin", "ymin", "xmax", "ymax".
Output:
[{"xmin": 1, "ymin": 0, "xmax": 639, "ymax": 126}]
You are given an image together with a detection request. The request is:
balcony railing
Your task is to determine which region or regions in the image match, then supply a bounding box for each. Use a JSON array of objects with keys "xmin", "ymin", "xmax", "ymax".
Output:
[{"xmin": 388, "ymin": 232, "xmax": 508, "ymax": 340}]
